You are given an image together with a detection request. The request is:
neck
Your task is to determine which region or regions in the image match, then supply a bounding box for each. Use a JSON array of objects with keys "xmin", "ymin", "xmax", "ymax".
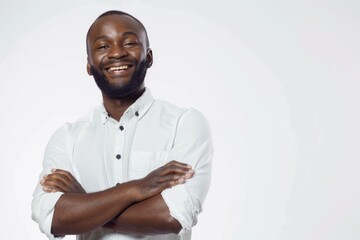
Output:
[{"xmin": 102, "ymin": 88, "xmax": 145, "ymax": 121}]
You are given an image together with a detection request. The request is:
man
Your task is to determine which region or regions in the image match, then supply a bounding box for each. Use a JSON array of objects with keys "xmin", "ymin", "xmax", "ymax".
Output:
[{"xmin": 32, "ymin": 10, "xmax": 213, "ymax": 240}]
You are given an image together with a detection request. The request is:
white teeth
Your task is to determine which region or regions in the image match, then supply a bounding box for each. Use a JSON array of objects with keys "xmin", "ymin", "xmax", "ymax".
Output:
[{"xmin": 108, "ymin": 65, "xmax": 129, "ymax": 72}]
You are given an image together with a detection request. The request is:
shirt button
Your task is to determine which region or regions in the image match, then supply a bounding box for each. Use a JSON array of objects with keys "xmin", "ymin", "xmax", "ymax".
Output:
[
  {"xmin": 119, "ymin": 126, "xmax": 124, "ymax": 131},
  {"xmin": 116, "ymin": 154, "xmax": 121, "ymax": 160},
  {"xmin": 135, "ymin": 111, "xmax": 139, "ymax": 117}
]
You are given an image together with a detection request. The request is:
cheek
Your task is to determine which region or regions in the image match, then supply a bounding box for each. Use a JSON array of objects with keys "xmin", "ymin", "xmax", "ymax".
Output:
[
  {"xmin": 90, "ymin": 55, "xmax": 106, "ymax": 69},
  {"xmin": 137, "ymin": 53, "xmax": 148, "ymax": 64},
  {"xmin": 129, "ymin": 47, "xmax": 147, "ymax": 60},
  {"xmin": 89, "ymin": 51, "xmax": 106, "ymax": 63}
]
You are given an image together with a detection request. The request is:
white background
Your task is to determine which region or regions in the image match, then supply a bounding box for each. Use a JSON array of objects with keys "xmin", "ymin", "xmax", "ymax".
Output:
[{"xmin": 1, "ymin": 0, "xmax": 359, "ymax": 239}]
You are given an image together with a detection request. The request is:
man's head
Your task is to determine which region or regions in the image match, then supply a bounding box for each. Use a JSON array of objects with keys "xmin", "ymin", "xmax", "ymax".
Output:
[{"xmin": 86, "ymin": 10, "xmax": 153, "ymax": 99}]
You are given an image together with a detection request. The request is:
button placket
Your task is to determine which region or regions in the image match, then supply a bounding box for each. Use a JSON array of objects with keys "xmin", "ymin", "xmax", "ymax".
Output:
[{"xmin": 114, "ymin": 122, "xmax": 125, "ymax": 183}]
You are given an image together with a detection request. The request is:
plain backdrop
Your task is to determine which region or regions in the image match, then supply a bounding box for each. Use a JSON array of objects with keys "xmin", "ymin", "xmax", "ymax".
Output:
[{"xmin": 0, "ymin": 0, "xmax": 359, "ymax": 239}]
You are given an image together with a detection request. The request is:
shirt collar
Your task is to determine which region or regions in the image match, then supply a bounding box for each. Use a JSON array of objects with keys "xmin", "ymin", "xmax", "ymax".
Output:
[{"xmin": 99, "ymin": 88, "xmax": 155, "ymax": 124}]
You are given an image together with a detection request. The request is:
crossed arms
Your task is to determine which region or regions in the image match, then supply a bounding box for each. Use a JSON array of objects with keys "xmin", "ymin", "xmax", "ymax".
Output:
[
  {"xmin": 40, "ymin": 162, "xmax": 193, "ymax": 236},
  {"xmin": 32, "ymin": 108, "xmax": 213, "ymax": 238}
]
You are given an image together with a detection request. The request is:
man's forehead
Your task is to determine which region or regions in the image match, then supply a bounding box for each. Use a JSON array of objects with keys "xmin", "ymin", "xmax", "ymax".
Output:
[{"xmin": 88, "ymin": 14, "xmax": 144, "ymax": 38}]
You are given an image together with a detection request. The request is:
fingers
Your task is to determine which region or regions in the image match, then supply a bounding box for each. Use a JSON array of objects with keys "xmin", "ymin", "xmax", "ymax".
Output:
[
  {"xmin": 168, "ymin": 176, "xmax": 186, "ymax": 187},
  {"xmin": 164, "ymin": 160, "xmax": 192, "ymax": 170},
  {"xmin": 158, "ymin": 160, "xmax": 194, "ymax": 177},
  {"xmin": 41, "ymin": 168, "xmax": 86, "ymax": 194},
  {"xmin": 143, "ymin": 161, "xmax": 194, "ymax": 190},
  {"xmin": 40, "ymin": 178, "xmax": 62, "ymax": 193},
  {"xmin": 51, "ymin": 168, "xmax": 76, "ymax": 183},
  {"xmin": 159, "ymin": 170, "xmax": 193, "ymax": 187},
  {"xmin": 146, "ymin": 160, "xmax": 195, "ymax": 188},
  {"xmin": 158, "ymin": 170, "xmax": 193, "ymax": 183},
  {"xmin": 164, "ymin": 160, "xmax": 191, "ymax": 168},
  {"xmin": 41, "ymin": 185, "xmax": 60, "ymax": 193},
  {"xmin": 125, "ymin": 160, "xmax": 195, "ymax": 201},
  {"xmin": 41, "ymin": 170, "xmax": 69, "ymax": 185},
  {"xmin": 40, "ymin": 169, "xmax": 74, "ymax": 193},
  {"xmin": 40, "ymin": 173, "xmax": 68, "ymax": 193}
]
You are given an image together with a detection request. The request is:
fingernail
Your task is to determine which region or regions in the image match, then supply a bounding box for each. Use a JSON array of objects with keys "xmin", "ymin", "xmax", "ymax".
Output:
[
  {"xmin": 40, "ymin": 180, "xmax": 45, "ymax": 184},
  {"xmin": 188, "ymin": 169, "xmax": 194, "ymax": 173},
  {"xmin": 185, "ymin": 172, "xmax": 194, "ymax": 178},
  {"xmin": 51, "ymin": 168, "xmax": 56, "ymax": 173},
  {"xmin": 43, "ymin": 174, "xmax": 48, "ymax": 179}
]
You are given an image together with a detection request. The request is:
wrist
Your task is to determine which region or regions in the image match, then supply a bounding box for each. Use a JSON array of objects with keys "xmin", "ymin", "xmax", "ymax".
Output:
[{"xmin": 115, "ymin": 180, "xmax": 142, "ymax": 203}]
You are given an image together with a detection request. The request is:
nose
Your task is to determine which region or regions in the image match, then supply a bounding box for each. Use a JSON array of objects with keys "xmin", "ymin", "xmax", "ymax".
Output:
[{"xmin": 108, "ymin": 44, "xmax": 127, "ymax": 59}]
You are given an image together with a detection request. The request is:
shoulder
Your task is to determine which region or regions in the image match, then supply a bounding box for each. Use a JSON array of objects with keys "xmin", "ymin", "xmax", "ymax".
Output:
[
  {"xmin": 147, "ymin": 99, "xmax": 211, "ymax": 137},
  {"xmin": 47, "ymin": 107, "xmax": 100, "ymax": 145},
  {"xmin": 151, "ymin": 99, "xmax": 182, "ymax": 115},
  {"xmin": 177, "ymin": 108, "xmax": 212, "ymax": 138},
  {"xmin": 179, "ymin": 108, "xmax": 209, "ymax": 124},
  {"xmin": 154, "ymin": 99, "xmax": 211, "ymax": 134},
  {"xmin": 152, "ymin": 100, "xmax": 208, "ymax": 120}
]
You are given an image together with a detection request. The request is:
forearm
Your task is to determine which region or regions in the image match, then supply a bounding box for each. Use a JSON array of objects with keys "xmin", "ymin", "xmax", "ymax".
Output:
[
  {"xmin": 49, "ymin": 162, "xmax": 193, "ymax": 236},
  {"xmin": 103, "ymin": 194, "xmax": 182, "ymax": 235},
  {"xmin": 51, "ymin": 181, "xmax": 137, "ymax": 235}
]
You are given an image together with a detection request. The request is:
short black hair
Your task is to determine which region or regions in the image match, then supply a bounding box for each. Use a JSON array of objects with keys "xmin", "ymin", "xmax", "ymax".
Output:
[{"xmin": 86, "ymin": 10, "xmax": 150, "ymax": 53}]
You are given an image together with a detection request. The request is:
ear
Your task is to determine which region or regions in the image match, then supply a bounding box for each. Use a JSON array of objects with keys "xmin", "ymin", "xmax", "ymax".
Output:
[
  {"xmin": 86, "ymin": 57, "xmax": 92, "ymax": 76},
  {"xmin": 146, "ymin": 48, "xmax": 153, "ymax": 68}
]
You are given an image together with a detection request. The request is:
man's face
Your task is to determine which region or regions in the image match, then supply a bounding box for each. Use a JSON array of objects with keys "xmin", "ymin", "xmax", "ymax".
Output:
[{"xmin": 86, "ymin": 14, "xmax": 152, "ymax": 99}]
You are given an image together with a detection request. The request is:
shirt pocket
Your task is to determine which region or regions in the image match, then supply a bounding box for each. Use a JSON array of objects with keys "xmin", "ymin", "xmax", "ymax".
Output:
[{"xmin": 129, "ymin": 151, "xmax": 169, "ymax": 180}]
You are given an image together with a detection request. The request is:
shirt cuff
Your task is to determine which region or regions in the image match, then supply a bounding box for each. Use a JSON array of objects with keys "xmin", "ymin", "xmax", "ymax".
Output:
[
  {"xmin": 32, "ymin": 192, "xmax": 64, "ymax": 240},
  {"xmin": 161, "ymin": 184, "xmax": 202, "ymax": 235}
]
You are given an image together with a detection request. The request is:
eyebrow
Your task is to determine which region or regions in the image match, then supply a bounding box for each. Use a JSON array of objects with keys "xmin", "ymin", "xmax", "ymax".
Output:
[{"xmin": 92, "ymin": 32, "xmax": 140, "ymax": 44}]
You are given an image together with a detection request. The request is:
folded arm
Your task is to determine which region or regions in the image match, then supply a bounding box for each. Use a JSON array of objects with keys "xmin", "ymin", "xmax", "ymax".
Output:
[
  {"xmin": 103, "ymin": 194, "xmax": 182, "ymax": 235},
  {"xmin": 103, "ymin": 109, "xmax": 214, "ymax": 235},
  {"xmin": 41, "ymin": 162, "xmax": 193, "ymax": 236},
  {"xmin": 51, "ymin": 182, "xmax": 136, "ymax": 235},
  {"xmin": 37, "ymin": 108, "xmax": 213, "ymax": 237}
]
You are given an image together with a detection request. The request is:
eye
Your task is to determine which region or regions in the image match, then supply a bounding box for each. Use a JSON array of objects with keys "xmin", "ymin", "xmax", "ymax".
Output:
[
  {"xmin": 96, "ymin": 44, "xmax": 109, "ymax": 50},
  {"xmin": 123, "ymin": 41, "xmax": 138, "ymax": 48}
]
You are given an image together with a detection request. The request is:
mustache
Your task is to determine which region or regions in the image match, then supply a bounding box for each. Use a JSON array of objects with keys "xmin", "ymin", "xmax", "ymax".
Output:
[{"xmin": 99, "ymin": 58, "xmax": 137, "ymax": 69}]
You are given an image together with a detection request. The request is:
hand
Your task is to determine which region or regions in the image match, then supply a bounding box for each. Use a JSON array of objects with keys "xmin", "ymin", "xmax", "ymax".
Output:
[
  {"xmin": 40, "ymin": 169, "xmax": 86, "ymax": 194},
  {"xmin": 132, "ymin": 160, "xmax": 194, "ymax": 202}
]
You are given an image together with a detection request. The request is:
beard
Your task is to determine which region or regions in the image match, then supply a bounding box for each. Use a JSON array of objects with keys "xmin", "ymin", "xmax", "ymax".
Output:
[{"xmin": 91, "ymin": 59, "xmax": 148, "ymax": 99}]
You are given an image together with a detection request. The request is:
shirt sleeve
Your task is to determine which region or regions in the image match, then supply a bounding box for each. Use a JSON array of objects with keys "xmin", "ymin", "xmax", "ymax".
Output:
[
  {"xmin": 31, "ymin": 124, "xmax": 74, "ymax": 240},
  {"xmin": 161, "ymin": 108, "xmax": 213, "ymax": 234}
]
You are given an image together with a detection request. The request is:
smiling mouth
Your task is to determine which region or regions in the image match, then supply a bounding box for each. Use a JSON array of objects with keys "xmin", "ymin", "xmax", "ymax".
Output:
[{"xmin": 106, "ymin": 65, "xmax": 132, "ymax": 73}]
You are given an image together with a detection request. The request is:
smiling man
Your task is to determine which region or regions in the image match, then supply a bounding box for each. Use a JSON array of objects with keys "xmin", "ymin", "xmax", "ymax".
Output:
[{"xmin": 32, "ymin": 10, "xmax": 213, "ymax": 240}]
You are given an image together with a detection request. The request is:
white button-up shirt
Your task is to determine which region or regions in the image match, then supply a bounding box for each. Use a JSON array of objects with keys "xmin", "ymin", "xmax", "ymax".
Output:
[{"xmin": 32, "ymin": 89, "xmax": 213, "ymax": 240}]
